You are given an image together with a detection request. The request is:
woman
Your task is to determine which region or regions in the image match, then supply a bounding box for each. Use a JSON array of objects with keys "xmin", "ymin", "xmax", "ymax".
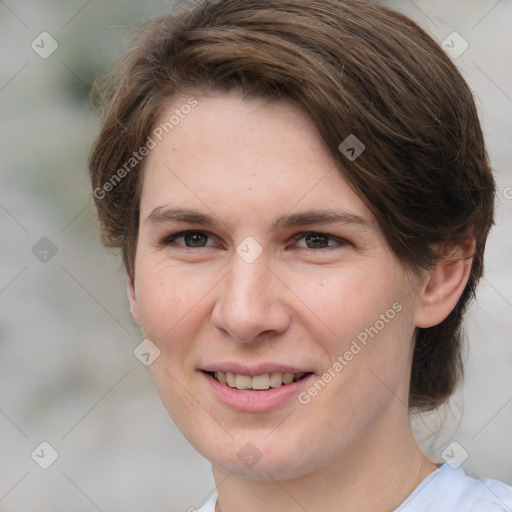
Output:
[{"xmin": 89, "ymin": 0, "xmax": 512, "ymax": 510}]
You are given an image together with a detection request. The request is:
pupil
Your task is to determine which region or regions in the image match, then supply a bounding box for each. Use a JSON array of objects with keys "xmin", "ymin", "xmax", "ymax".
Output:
[
  {"xmin": 306, "ymin": 233, "xmax": 328, "ymax": 248},
  {"xmin": 185, "ymin": 232, "xmax": 207, "ymax": 247}
]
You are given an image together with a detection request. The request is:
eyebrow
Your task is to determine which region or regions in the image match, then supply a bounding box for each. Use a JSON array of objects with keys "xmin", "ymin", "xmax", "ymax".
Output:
[
  {"xmin": 145, "ymin": 207, "xmax": 220, "ymax": 227},
  {"xmin": 271, "ymin": 209, "xmax": 370, "ymax": 231},
  {"xmin": 144, "ymin": 206, "xmax": 370, "ymax": 231}
]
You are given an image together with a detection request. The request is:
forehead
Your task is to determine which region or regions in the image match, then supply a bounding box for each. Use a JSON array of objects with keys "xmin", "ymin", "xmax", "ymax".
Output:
[{"xmin": 140, "ymin": 92, "xmax": 373, "ymax": 226}]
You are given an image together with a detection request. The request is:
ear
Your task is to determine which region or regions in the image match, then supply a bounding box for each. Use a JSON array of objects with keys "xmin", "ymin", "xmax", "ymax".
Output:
[
  {"xmin": 414, "ymin": 238, "xmax": 475, "ymax": 328},
  {"xmin": 127, "ymin": 276, "xmax": 141, "ymax": 326}
]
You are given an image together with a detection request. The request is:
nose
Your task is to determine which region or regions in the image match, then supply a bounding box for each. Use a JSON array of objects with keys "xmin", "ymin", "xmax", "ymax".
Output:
[{"xmin": 211, "ymin": 256, "xmax": 291, "ymax": 343}]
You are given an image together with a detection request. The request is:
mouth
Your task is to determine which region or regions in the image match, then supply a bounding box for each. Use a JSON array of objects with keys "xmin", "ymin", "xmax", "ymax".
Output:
[
  {"xmin": 206, "ymin": 370, "xmax": 311, "ymax": 391},
  {"xmin": 201, "ymin": 367, "xmax": 314, "ymax": 412}
]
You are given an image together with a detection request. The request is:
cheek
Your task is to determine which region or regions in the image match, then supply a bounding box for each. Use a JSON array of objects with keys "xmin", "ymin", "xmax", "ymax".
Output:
[
  {"xmin": 286, "ymin": 265, "xmax": 394, "ymax": 353},
  {"xmin": 134, "ymin": 265, "xmax": 217, "ymax": 425},
  {"xmin": 292, "ymin": 266, "xmax": 415, "ymax": 400},
  {"xmin": 134, "ymin": 263, "xmax": 214, "ymax": 358}
]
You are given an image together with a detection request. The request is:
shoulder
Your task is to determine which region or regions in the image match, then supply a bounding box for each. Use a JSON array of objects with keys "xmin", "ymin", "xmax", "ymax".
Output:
[
  {"xmin": 195, "ymin": 467, "xmax": 512, "ymax": 512},
  {"xmin": 397, "ymin": 464, "xmax": 512, "ymax": 512}
]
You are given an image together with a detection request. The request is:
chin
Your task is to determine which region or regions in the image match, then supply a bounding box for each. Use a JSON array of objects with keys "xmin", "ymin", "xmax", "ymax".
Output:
[{"xmin": 194, "ymin": 429, "xmax": 327, "ymax": 481}]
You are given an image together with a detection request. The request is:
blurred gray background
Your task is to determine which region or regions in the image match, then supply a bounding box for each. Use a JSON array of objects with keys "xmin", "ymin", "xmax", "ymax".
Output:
[{"xmin": 0, "ymin": 0, "xmax": 511, "ymax": 510}]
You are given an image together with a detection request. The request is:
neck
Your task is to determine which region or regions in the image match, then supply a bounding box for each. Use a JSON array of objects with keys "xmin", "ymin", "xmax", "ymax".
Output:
[{"xmin": 212, "ymin": 409, "xmax": 437, "ymax": 512}]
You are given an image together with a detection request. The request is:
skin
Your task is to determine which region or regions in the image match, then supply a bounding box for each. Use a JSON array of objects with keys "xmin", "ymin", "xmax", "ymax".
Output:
[{"xmin": 127, "ymin": 91, "xmax": 473, "ymax": 511}]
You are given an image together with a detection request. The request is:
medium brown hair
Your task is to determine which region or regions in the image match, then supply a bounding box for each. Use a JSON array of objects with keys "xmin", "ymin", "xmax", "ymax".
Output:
[{"xmin": 89, "ymin": 0, "xmax": 495, "ymax": 411}]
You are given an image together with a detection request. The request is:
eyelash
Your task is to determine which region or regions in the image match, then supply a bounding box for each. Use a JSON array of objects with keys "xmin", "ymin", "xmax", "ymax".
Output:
[{"xmin": 161, "ymin": 230, "xmax": 349, "ymax": 251}]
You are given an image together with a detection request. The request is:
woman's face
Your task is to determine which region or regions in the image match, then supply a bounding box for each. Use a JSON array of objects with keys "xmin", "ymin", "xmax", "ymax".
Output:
[{"xmin": 130, "ymin": 91, "xmax": 426, "ymax": 480}]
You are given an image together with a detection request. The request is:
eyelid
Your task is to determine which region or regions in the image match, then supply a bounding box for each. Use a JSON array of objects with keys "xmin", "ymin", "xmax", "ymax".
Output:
[
  {"xmin": 161, "ymin": 229, "xmax": 219, "ymax": 248},
  {"xmin": 289, "ymin": 231, "xmax": 350, "ymax": 249},
  {"xmin": 159, "ymin": 229, "xmax": 350, "ymax": 251}
]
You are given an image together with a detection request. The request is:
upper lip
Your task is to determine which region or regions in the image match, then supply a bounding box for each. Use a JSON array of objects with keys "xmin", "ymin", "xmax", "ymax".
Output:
[{"xmin": 201, "ymin": 362, "xmax": 312, "ymax": 376}]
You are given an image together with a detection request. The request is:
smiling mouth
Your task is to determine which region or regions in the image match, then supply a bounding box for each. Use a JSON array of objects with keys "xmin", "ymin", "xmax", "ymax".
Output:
[{"xmin": 208, "ymin": 371, "xmax": 311, "ymax": 391}]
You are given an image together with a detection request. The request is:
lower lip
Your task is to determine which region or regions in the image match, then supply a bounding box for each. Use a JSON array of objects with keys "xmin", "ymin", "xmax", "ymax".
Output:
[{"xmin": 201, "ymin": 372, "xmax": 314, "ymax": 412}]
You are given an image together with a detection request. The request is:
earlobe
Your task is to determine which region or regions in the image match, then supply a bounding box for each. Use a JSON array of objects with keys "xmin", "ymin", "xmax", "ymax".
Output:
[
  {"xmin": 414, "ymin": 239, "xmax": 475, "ymax": 329},
  {"xmin": 127, "ymin": 276, "xmax": 142, "ymax": 326}
]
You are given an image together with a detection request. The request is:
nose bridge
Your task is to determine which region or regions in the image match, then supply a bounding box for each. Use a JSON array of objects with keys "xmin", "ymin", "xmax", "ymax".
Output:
[
  {"xmin": 212, "ymin": 254, "xmax": 289, "ymax": 341},
  {"xmin": 225, "ymin": 256, "xmax": 271, "ymax": 317}
]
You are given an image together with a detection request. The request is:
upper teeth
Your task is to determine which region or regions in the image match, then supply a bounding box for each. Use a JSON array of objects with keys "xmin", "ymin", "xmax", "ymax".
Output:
[{"xmin": 214, "ymin": 371, "xmax": 306, "ymax": 390}]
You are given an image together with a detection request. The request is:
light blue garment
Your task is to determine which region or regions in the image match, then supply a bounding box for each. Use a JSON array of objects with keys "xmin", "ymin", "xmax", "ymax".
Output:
[
  {"xmin": 395, "ymin": 463, "xmax": 512, "ymax": 511},
  {"xmin": 196, "ymin": 493, "xmax": 217, "ymax": 512},
  {"xmin": 196, "ymin": 464, "xmax": 512, "ymax": 511}
]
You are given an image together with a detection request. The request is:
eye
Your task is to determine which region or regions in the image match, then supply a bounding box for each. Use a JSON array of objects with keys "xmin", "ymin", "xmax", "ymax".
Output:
[
  {"xmin": 165, "ymin": 231, "xmax": 215, "ymax": 248},
  {"xmin": 293, "ymin": 232, "xmax": 347, "ymax": 249}
]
